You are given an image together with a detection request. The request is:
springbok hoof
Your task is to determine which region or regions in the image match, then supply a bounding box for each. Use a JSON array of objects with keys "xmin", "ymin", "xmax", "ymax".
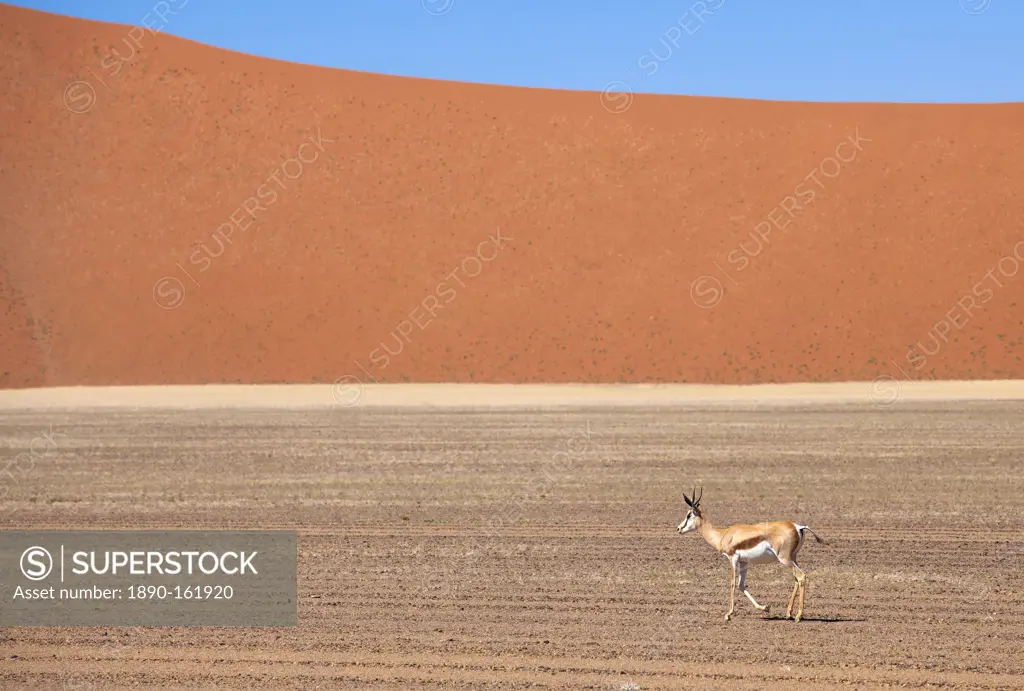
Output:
[
  {"xmin": 794, "ymin": 615, "xmax": 802, "ymax": 623},
  {"xmin": 762, "ymin": 605, "xmax": 771, "ymax": 615},
  {"xmin": 724, "ymin": 613, "xmax": 732, "ymax": 622}
]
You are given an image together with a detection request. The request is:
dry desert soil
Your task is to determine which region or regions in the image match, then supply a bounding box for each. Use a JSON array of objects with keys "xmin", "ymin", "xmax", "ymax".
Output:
[{"xmin": 1, "ymin": 385, "xmax": 1023, "ymax": 689}]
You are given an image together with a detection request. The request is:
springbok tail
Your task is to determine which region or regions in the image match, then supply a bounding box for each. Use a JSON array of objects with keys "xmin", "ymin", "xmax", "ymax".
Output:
[{"xmin": 796, "ymin": 524, "xmax": 826, "ymax": 545}]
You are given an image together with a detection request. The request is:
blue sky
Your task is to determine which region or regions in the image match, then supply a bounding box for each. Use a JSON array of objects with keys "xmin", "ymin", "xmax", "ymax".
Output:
[{"xmin": 12, "ymin": 0, "xmax": 1022, "ymax": 103}]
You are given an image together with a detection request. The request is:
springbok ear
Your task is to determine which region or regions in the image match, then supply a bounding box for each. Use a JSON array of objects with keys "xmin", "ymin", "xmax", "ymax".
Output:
[{"xmin": 683, "ymin": 493, "xmax": 693, "ymax": 508}]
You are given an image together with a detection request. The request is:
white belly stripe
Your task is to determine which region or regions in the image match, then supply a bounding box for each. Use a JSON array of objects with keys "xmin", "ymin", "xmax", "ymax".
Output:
[{"xmin": 735, "ymin": 540, "xmax": 778, "ymax": 564}]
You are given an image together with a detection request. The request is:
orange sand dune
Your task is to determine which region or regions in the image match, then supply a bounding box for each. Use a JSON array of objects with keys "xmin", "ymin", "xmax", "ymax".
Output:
[{"xmin": 1, "ymin": 4, "xmax": 1022, "ymax": 389}]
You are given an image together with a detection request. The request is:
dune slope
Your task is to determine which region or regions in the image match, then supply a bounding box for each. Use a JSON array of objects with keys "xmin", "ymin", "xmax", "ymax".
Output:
[{"xmin": 1, "ymin": 4, "xmax": 1022, "ymax": 388}]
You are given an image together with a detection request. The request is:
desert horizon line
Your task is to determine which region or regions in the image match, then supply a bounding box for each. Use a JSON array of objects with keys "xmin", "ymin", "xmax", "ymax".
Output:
[{"xmin": 3, "ymin": 380, "xmax": 1024, "ymax": 410}]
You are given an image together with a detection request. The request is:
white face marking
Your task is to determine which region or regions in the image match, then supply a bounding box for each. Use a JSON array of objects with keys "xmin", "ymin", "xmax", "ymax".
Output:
[{"xmin": 677, "ymin": 510, "xmax": 696, "ymax": 534}]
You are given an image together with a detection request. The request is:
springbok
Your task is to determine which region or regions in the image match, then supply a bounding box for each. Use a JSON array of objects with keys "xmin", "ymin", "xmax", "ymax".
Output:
[{"xmin": 676, "ymin": 486, "xmax": 825, "ymax": 622}]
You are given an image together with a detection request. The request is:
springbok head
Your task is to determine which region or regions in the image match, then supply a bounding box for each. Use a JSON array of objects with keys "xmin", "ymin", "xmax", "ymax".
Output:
[{"xmin": 676, "ymin": 486, "xmax": 704, "ymax": 534}]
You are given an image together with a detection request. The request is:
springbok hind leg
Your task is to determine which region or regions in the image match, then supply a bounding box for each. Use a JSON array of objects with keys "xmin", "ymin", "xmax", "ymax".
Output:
[
  {"xmin": 796, "ymin": 564, "xmax": 807, "ymax": 621},
  {"xmin": 780, "ymin": 558, "xmax": 807, "ymax": 622},
  {"xmin": 785, "ymin": 580, "xmax": 799, "ymax": 619}
]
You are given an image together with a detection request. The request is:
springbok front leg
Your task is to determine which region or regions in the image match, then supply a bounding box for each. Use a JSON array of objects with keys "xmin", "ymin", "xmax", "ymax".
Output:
[
  {"xmin": 738, "ymin": 563, "xmax": 770, "ymax": 614},
  {"xmin": 725, "ymin": 558, "xmax": 737, "ymax": 621}
]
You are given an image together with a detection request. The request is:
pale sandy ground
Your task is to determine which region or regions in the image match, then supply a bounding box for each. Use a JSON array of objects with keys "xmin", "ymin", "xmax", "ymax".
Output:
[
  {"xmin": 3, "ymin": 402, "xmax": 1023, "ymax": 689},
  {"xmin": 2, "ymin": 380, "xmax": 1024, "ymax": 409}
]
